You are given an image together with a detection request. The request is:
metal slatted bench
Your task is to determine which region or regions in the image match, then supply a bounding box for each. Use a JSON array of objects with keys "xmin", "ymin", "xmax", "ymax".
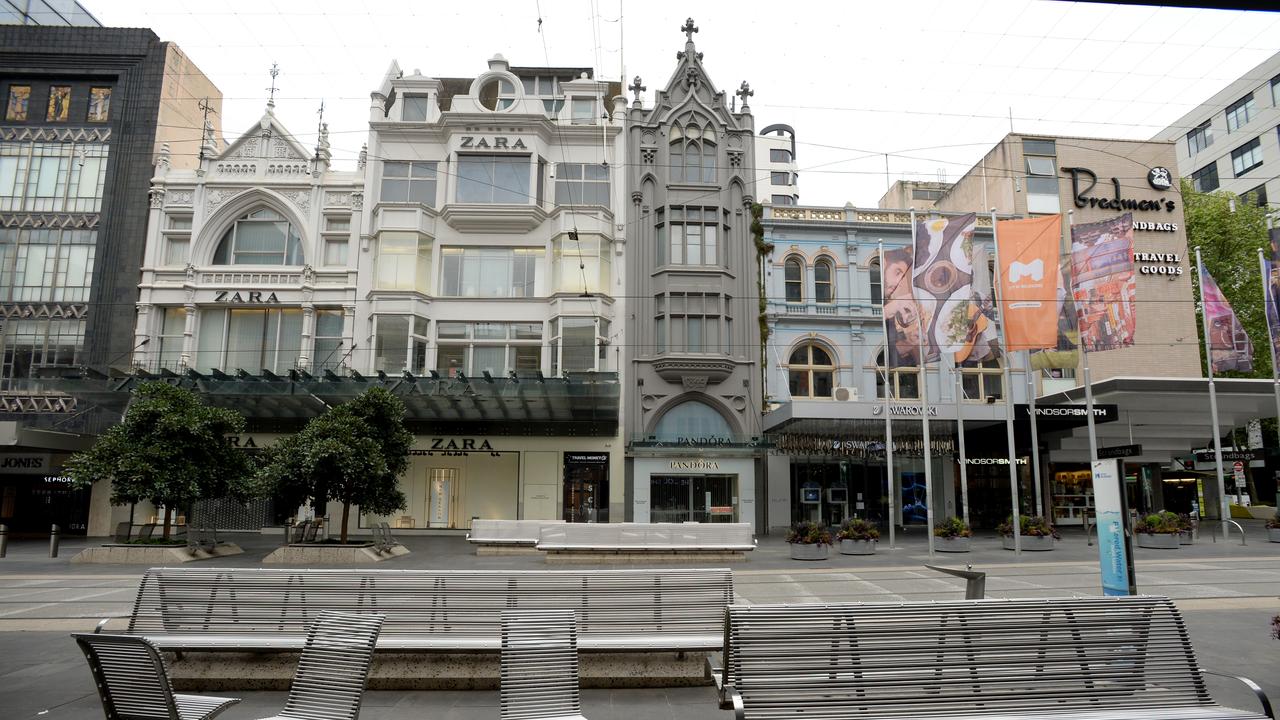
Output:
[
  {"xmin": 537, "ymin": 523, "xmax": 756, "ymax": 563},
  {"xmin": 115, "ymin": 566, "xmax": 734, "ymax": 656},
  {"xmin": 716, "ymin": 596, "xmax": 1274, "ymax": 720},
  {"xmin": 500, "ymin": 609, "xmax": 587, "ymax": 720},
  {"xmin": 467, "ymin": 519, "xmax": 566, "ymax": 554}
]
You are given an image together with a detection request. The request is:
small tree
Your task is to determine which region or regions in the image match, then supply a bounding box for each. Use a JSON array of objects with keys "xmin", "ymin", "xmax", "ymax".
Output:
[
  {"xmin": 257, "ymin": 386, "xmax": 410, "ymax": 543},
  {"xmin": 64, "ymin": 381, "xmax": 256, "ymax": 539}
]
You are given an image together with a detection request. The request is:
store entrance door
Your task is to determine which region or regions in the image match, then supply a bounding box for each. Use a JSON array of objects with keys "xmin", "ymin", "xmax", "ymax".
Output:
[
  {"xmin": 650, "ymin": 474, "xmax": 737, "ymax": 523},
  {"xmin": 563, "ymin": 452, "xmax": 609, "ymax": 523}
]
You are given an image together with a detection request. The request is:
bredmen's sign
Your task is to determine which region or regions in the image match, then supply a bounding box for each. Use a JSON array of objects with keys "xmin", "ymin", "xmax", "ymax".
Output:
[{"xmin": 1062, "ymin": 167, "xmax": 1177, "ymax": 214}]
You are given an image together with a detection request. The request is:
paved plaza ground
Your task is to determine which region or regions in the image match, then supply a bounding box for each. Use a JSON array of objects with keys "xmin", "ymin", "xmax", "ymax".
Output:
[{"xmin": 2, "ymin": 521, "xmax": 1278, "ymax": 719}]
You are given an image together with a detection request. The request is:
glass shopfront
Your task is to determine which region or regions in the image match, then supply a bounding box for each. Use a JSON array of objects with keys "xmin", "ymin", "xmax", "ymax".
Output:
[
  {"xmin": 563, "ymin": 452, "xmax": 608, "ymax": 523},
  {"xmin": 789, "ymin": 459, "xmax": 884, "ymax": 526},
  {"xmin": 649, "ymin": 473, "xmax": 737, "ymax": 523}
]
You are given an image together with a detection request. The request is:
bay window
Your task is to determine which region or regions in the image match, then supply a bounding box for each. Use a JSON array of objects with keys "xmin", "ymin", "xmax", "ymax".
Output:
[
  {"xmin": 436, "ymin": 321, "xmax": 542, "ymax": 378},
  {"xmin": 440, "ymin": 246, "xmax": 542, "ymax": 297},
  {"xmin": 313, "ymin": 309, "xmax": 345, "ymax": 371},
  {"xmin": 551, "ymin": 317, "xmax": 607, "ymax": 374},
  {"xmin": 457, "ymin": 154, "xmax": 529, "ymax": 203},
  {"xmin": 194, "ymin": 308, "xmax": 302, "ymax": 374},
  {"xmin": 374, "ymin": 232, "xmax": 431, "ymax": 292},
  {"xmin": 157, "ymin": 307, "xmax": 187, "ymax": 371},
  {"xmin": 380, "ymin": 161, "xmax": 437, "ymax": 207},
  {"xmin": 553, "ymin": 235, "xmax": 610, "ymax": 294},
  {"xmin": 665, "ymin": 206, "xmax": 721, "ymax": 266},
  {"xmin": 373, "ymin": 315, "xmax": 429, "ymax": 374},
  {"xmin": 554, "ymin": 163, "xmax": 609, "ymax": 206}
]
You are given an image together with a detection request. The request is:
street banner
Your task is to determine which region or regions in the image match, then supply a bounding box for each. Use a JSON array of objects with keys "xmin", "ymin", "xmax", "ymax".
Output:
[
  {"xmin": 1091, "ymin": 458, "xmax": 1133, "ymax": 596},
  {"xmin": 1264, "ymin": 228, "xmax": 1280, "ymax": 365},
  {"xmin": 1029, "ymin": 257, "xmax": 1081, "ymax": 370},
  {"xmin": 1199, "ymin": 261, "xmax": 1253, "ymax": 373},
  {"xmin": 883, "ymin": 244, "xmax": 924, "ymax": 368},
  {"xmin": 911, "ymin": 213, "xmax": 984, "ymax": 364},
  {"xmin": 1070, "ymin": 213, "xmax": 1136, "ymax": 352},
  {"xmin": 997, "ymin": 215, "xmax": 1061, "ymax": 350}
]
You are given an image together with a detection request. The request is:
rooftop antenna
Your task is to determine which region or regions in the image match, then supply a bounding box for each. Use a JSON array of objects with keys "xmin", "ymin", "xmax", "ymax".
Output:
[
  {"xmin": 196, "ymin": 97, "xmax": 217, "ymax": 163},
  {"xmin": 266, "ymin": 62, "xmax": 281, "ymax": 109}
]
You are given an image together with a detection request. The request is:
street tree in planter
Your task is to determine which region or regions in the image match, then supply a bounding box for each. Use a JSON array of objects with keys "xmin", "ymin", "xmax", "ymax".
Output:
[
  {"xmin": 256, "ymin": 386, "xmax": 411, "ymax": 543},
  {"xmin": 64, "ymin": 381, "xmax": 256, "ymax": 539}
]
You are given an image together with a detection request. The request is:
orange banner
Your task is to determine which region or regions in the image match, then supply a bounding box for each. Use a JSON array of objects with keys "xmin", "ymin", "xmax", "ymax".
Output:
[{"xmin": 996, "ymin": 215, "xmax": 1062, "ymax": 350}]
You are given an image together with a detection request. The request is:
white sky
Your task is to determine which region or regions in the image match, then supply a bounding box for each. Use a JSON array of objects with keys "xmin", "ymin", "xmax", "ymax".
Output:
[{"xmin": 90, "ymin": 0, "xmax": 1280, "ymax": 207}]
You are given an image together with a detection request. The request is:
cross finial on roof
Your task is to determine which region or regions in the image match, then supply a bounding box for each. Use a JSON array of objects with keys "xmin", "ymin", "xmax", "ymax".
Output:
[
  {"xmin": 628, "ymin": 76, "xmax": 646, "ymax": 103},
  {"xmin": 266, "ymin": 62, "xmax": 280, "ymax": 108},
  {"xmin": 681, "ymin": 18, "xmax": 698, "ymax": 42},
  {"xmin": 736, "ymin": 81, "xmax": 754, "ymax": 110}
]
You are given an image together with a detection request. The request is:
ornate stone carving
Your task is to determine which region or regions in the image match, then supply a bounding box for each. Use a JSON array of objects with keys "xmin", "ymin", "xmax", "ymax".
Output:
[
  {"xmin": 148, "ymin": 188, "xmax": 165, "ymax": 209},
  {"xmin": 351, "ymin": 191, "xmax": 364, "ymax": 211},
  {"xmin": 302, "ymin": 264, "xmax": 316, "ymax": 285},
  {"xmin": 230, "ymin": 137, "xmax": 259, "ymax": 159},
  {"xmin": 0, "ymin": 213, "xmax": 98, "ymax": 229},
  {"xmin": 631, "ymin": 191, "xmax": 644, "ymax": 205},
  {"xmin": 282, "ymin": 189, "xmax": 311, "ymax": 211},
  {"xmin": 628, "ymin": 76, "xmax": 646, "ymax": 104},
  {"xmin": 0, "ymin": 126, "xmax": 109, "ymax": 143},
  {"xmin": 727, "ymin": 150, "xmax": 743, "ymax": 167},
  {"xmin": 681, "ymin": 375, "xmax": 709, "ymax": 391},
  {"xmin": 272, "ymin": 137, "xmax": 291, "ymax": 158},
  {"xmin": 641, "ymin": 147, "xmax": 656, "ymax": 164},
  {"xmin": 184, "ymin": 263, "xmax": 197, "ymax": 281},
  {"xmin": 324, "ymin": 191, "xmax": 352, "ymax": 207},
  {"xmin": 205, "ymin": 188, "xmax": 239, "ymax": 215},
  {"xmin": 167, "ymin": 190, "xmax": 194, "ymax": 206},
  {"xmin": 216, "ymin": 162, "xmax": 256, "ymax": 175}
]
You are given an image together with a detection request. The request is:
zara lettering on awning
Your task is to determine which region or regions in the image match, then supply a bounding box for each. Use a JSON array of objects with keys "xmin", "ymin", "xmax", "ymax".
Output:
[
  {"xmin": 214, "ymin": 291, "xmax": 281, "ymax": 304},
  {"xmin": 459, "ymin": 136, "xmax": 527, "ymax": 150}
]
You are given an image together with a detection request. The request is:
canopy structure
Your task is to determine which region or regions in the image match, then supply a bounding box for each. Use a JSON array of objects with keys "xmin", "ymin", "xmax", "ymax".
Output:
[
  {"xmin": 1036, "ymin": 376, "xmax": 1278, "ymax": 465},
  {"xmin": 30, "ymin": 368, "xmax": 621, "ymax": 436}
]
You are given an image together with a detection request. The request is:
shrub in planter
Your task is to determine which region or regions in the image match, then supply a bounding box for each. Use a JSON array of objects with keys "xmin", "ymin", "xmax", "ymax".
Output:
[
  {"xmin": 1136, "ymin": 510, "xmax": 1182, "ymax": 549},
  {"xmin": 997, "ymin": 515, "xmax": 1058, "ymax": 550},
  {"xmin": 836, "ymin": 518, "xmax": 879, "ymax": 555},
  {"xmin": 788, "ymin": 521, "xmax": 832, "ymax": 560},
  {"xmin": 933, "ymin": 516, "xmax": 972, "ymax": 553}
]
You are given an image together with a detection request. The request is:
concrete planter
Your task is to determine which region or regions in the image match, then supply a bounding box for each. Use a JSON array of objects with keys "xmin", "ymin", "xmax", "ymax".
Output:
[
  {"xmin": 1137, "ymin": 532, "xmax": 1180, "ymax": 549},
  {"xmin": 72, "ymin": 543, "xmax": 244, "ymax": 564},
  {"xmin": 1247, "ymin": 505, "xmax": 1276, "ymax": 520},
  {"xmin": 789, "ymin": 543, "xmax": 830, "ymax": 561},
  {"xmin": 935, "ymin": 536, "xmax": 971, "ymax": 553},
  {"xmin": 838, "ymin": 538, "xmax": 876, "ymax": 555},
  {"xmin": 1267, "ymin": 527, "xmax": 1280, "ymax": 543},
  {"xmin": 263, "ymin": 542, "xmax": 410, "ymax": 564},
  {"xmin": 1001, "ymin": 534, "xmax": 1055, "ymax": 551},
  {"xmin": 1178, "ymin": 531, "xmax": 1194, "ymax": 545}
]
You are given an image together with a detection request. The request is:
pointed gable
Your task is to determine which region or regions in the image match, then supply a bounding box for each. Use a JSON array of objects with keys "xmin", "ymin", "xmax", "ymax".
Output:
[
  {"xmin": 218, "ymin": 110, "xmax": 312, "ymax": 163},
  {"xmin": 642, "ymin": 19, "xmax": 743, "ymax": 131}
]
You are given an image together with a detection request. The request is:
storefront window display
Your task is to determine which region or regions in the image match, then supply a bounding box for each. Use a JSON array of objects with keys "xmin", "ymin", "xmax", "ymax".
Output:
[{"xmin": 650, "ymin": 473, "xmax": 736, "ymax": 523}]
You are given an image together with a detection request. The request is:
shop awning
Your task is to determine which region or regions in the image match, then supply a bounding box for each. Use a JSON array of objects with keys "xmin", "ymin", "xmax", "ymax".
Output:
[
  {"xmin": 1035, "ymin": 376, "xmax": 1279, "ymax": 465},
  {"xmin": 27, "ymin": 368, "xmax": 621, "ymax": 436}
]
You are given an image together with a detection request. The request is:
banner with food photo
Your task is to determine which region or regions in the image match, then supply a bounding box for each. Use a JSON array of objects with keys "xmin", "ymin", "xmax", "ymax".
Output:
[
  {"xmin": 1199, "ymin": 261, "xmax": 1253, "ymax": 373},
  {"xmin": 882, "ymin": 244, "xmax": 926, "ymax": 368},
  {"xmin": 910, "ymin": 213, "xmax": 991, "ymax": 364},
  {"xmin": 1069, "ymin": 213, "xmax": 1136, "ymax": 352}
]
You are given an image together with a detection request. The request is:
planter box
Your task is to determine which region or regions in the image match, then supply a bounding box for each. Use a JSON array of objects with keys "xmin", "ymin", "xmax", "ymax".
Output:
[
  {"xmin": 935, "ymin": 536, "xmax": 970, "ymax": 553},
  {"xmin": 1001, "ymin": 535, "xmax": 1055, "ymax": 551},
  {"xmin": 1247, "ymin": 505, "xmax": 1275, "ymax": 520},
  {"xmin": 838, "ymin": 538, "xmax": 876, "ymax": 555},
  {"xmin": 1178, "ymin": 531, "xmax": 1194, "ymax": 545},
  {"xmin": 263, "ymin": 543, "xmax": 410, "ymax": 564},
  {"xmin": 1267, "ymin": 527, "xmax": 1280, "ymax": 543},
  {"xmin": 72, "ymin": 543, "xmax": 244, "ymax": 564},
  {"xmin": 789, "ymin": 543, "xmax": 830, "ymax": 561},
  {"xmin": 1137, "ymin": 533, "xmax": 1180, "ymax": 549}
]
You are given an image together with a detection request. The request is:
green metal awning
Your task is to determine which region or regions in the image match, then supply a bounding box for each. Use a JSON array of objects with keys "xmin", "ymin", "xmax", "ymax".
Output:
[{"xmin": 29, "ymin": 368, "xmax": 621, "ymax": 436}]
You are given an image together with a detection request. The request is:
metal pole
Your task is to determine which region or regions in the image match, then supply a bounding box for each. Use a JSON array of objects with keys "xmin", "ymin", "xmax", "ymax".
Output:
[
  {"xmin": 1027, "ymin": 353, "xmax": 1044, "ymax": 517},
  {"xmin": 879, "ymin": 240, "xmax": 897, "ymax": 550},
  {"xmin": 1196, "ymin": 247, "xmax": 1230, "ymax": 541},
  {"xmin": 0, "ymin": 523, "xmax": 8, "ymax": 558},
  {"xmin": 910, "ymin": 209, "xmax": 935, "ymax": 558},
  {"xmin": 954, "ymin": 366, "xmax": 969, "ymax": 526},
  {"xmin": 990, "ymin": 209, "xmax": 1021, "ymax": 555},
  {"xmin": 49, "ymin": 524, "xmax": 60, "ymax": 558}
]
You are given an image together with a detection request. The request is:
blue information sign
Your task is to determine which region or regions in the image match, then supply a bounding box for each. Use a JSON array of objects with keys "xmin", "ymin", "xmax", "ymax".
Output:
[{"xmin": 1091, "ymin": 459, "xmax": 1133, "ymax": 596}]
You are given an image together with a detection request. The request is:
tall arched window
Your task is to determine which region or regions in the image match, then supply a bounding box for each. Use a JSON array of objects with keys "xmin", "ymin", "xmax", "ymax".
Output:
[
  {"xmin": 788, "ymin": 344, "xmax": 834, "ymax": 398},
  {"xmin": 784, "ymin": 257, "xmax": 804, "ymax": 302},
  {"xmin": 213, "ymin": 208, "xmax": 303, "ymax": 266},
  {"xmin": 653, "ymin": 400, "xmax": 733, "ymax": 440},
  {"xmin": 875, "ymin": 350, "xmax": 919, "ymax": 399},
  {"xmin": 814, "ymin": 257, "xmax": 834, "ymax": 304},
  {"xmin": 869, "ymin": 257, "xmax": 883, "ymax": 306},
  {"xmin": 668, "ymin": 119, "xmax": 716, "ymax": 183}
]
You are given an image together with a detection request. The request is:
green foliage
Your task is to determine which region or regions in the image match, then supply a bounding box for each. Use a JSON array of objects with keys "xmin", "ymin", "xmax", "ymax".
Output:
[
  {"xmin": 786, "ymin": 520, "xmax": 832, "ymax": 545},
  {"xmin": 997, "ymin": 515, "xmax": 1059, "ymax": 538},
  {"xmin": 836, "ymin": 517, "xmax": 880, "ymax": 541},
  {"xmin": 1183, "ymin": 179, "xmax": 1273, "ymax": 381},
  {"xmin": 933, "ymin": 516, "xmax": 972, "ymax": 538},
  {"xmin": 256, "ymin": 386, "xmax": 411, "ymax": 542},
  {"xmin": 1135, "ymin": 510, "xmax": 1183, "ymax": 534},
  {"xmin": 63, "ymin": 382, "xmax": 255, "ymax": 537}
]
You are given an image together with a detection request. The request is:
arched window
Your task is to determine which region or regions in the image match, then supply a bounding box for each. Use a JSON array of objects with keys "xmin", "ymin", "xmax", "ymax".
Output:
[
  {"xmin": 875, "ymin": 350, "xmax": 919, "ymax": 399},
  {"xmin": 788, "ymin": 344, "xmax": 834, "ymax": 398},
  {"xmin": 784, "ymin": 257, "xmax": 804, "ymax": 302},
  {"xmin": 668, "ymin": 119, "xmax": 716, "ymax": 183},
  {"xmin": 959, "ymin": 356, "xmax": 1003, "ymax": 401},
  {"xmin": 653, "ymin": 400, "xmax": 733, "ymax": 440},
  {"xmin": 814, "ymin": 257, "xmax": 834, "ymax": 304},
  {"xmin": 869, "ymin": 257, "xmax": 883, "ymax": 306},
  {"xmin": 212, "ymin": 208, "xmax": 303, "ymax": 266}
]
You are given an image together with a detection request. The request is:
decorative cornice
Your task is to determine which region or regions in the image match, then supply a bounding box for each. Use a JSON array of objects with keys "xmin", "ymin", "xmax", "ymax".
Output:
[
  {"xmin": 439, "ymin": 203, "xmax": 548, "ymax": 233},
  {"xmin": 652, "ymin": 357, "xmax": 735, "ymax": 384},
  {"xmin": 0, "ymin": 214, "xmax": 98, "ymax": 229},
  {"xmin": 0, "ymin": 126, "xmax": 109, "ymax": 143}
]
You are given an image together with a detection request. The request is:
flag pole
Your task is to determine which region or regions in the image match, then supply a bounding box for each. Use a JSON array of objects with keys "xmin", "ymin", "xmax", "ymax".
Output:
[
  {"xmin": 880, "ymin": 240, "xmax": 896, "ymax": 550},
  {"xmin": 1197, "ymin": 246, "xmax": 1230, "ymax": 541},
  {"xmin": 954, "ymin": 365, "xmax": 969, "ymax": 527},
  {"xmin": 910, "ymin": 208, "xmax": 936, "ymax": 558},
  {"xmin": 1026, "ymin": 353, "xmax": 1044, "ymax": 516},
  {"xmin": 991, "ymin": 209, "xmax": 1021, "ymax": 555},
  {"xmin": 1259, "ymin": 246, "xmax": 1280, "ymax": 482}
]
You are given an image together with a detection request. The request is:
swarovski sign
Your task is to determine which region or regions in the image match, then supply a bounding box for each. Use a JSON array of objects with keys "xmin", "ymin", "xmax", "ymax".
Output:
[{"xmin": 871, "ymin": 404, "xmax": 939, "ymax": 416}]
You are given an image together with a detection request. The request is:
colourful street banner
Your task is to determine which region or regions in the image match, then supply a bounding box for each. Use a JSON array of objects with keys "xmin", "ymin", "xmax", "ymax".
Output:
[
  {"xmin": 1029, "ymin": 257, "xmax": 1081, "ymax": 370},
  {"xmin": 911, "ymin": 213, "xmax": 984, "ymax": 364},
  {"xmin": 1265, "ymin": 228, "xmax": 1280, "ymax": 366},
  {"xmin": 996, "ymin": 214, "xmax": 1061, "ymax": 350},
  {"xmin": 883, "ymin": 244, "xmax": 924, "ymax": 368},
  {"xmin": 1200, "ymin": 262, "xmax": 1253, "ymax": 373},
  {"xmin": 1070, "ymin": 213, "xmax": 1136, "ymax": 352}
]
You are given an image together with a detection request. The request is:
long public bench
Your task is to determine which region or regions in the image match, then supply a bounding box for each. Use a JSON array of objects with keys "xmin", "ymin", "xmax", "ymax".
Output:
[
  {"xmin": 536, "ymin": 522, "xmax": 756, "ymax": 563},
  {"xmin": 466, "ymin": 519, "xmax": 566, "ymax": 554},
  {"xmin": 115, "ymin": 566, "xmax": 734, "ymax": 655},
  {"xmin": 714, "ymin": 595, "xmax": 1275, "ymax": 720}
]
